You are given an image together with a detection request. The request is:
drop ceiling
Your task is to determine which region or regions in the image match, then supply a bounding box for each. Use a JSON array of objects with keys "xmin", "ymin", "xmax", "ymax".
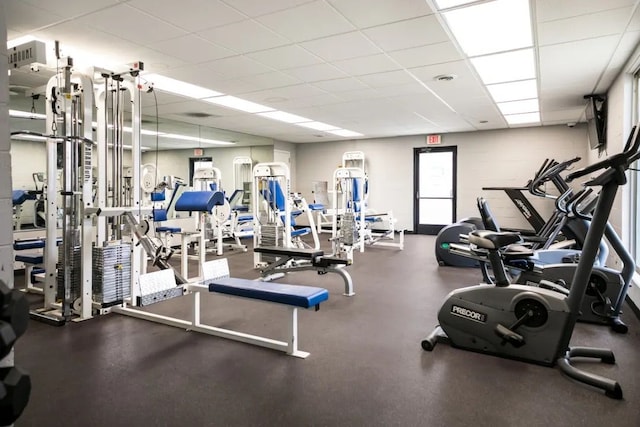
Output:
[{"xmin": 5, "ymin": 0, "xmax": 640, "ymax": 147}]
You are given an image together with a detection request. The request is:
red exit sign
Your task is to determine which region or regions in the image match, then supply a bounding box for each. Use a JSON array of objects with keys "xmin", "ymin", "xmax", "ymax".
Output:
[{"xmin": 426, "ymin": 134, "xmax": 441, "ymax": 145}]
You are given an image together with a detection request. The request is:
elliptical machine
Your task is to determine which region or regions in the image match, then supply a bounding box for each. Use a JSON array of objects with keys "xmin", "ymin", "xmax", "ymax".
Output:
[{"xmin": 422, "ymin": 124, "xmax": 640, "ymax": 399}]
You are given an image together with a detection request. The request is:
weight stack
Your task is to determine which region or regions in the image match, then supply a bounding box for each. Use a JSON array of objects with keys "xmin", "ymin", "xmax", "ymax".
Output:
[
  {"xmin": 260, "ymin": 224, "xmax": 280, "ymax": 262},
  {"xmin": 92, "ymin": 243, "xmax": 132, "ymax": 305},
  {"xmin": 57, "ymin": 245, "xmax": 82, "ymax": 302}
]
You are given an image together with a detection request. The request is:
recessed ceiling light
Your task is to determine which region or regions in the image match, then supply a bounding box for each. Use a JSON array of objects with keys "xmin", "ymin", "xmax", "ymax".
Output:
[
  {"xmin": 144, "ymin": 74, "xmax": 222, "ymax": 99},
  {"xmin": 442, "ymin": 0, "xmax": 532, "ymax": 57},
  {"xmin": 486, "ymin": 79, "xmax": 538, "ymax": 102},
  {"xmin": 327, "ymin": 129, "xmax": 363, "ymax": 137},
  {"xmin": 505, "ymin": 112, "xmax": 540, "ymax": 125},
  {"xmin": 434, "ymin": 74, "xmax": 457, "ymax": 82},
  {"xmin": 497, "ymin": 98, "xmax": 539, "ymax": 115},
  {"xmin": 471, "ymin": 48, "xmax": 536, "ymax": 85}
]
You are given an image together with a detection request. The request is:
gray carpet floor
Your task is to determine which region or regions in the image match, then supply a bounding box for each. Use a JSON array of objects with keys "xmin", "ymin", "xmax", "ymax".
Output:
[{"xmin": 14, "ymin": 234, "xmax": 640, "ymax": 426}]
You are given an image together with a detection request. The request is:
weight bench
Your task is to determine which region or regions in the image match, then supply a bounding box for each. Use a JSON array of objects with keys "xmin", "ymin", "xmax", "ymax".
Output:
[
  {"xmin": 254, "ymin": 246, "xmax": 354, "ymax": 296},
  {"xmin": 112, "ymin": 260, "xmax": 328, "ymax": 358}
]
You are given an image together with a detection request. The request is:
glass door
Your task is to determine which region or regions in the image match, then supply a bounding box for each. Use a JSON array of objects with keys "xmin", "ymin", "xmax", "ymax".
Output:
[{"xmin": 414, "ymin": 146, "xmax": 457, "ymax": 234}]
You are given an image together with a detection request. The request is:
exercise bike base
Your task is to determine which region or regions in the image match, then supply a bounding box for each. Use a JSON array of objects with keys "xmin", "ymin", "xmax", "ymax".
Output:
[{"xmin": 557, "ymin": 347, "xmax": 622, "ymax": 399}]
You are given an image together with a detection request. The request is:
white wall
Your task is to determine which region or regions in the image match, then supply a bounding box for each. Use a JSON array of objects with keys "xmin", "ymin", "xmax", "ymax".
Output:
[
  {"xmin": 274, "ymin": 140, "xmax": 298, "ymax": 189},
  {"xmin": 295, "ymin": 125, "xmax": 589, "ymax": 231},
  {"xmin": 141, "ymin": 145, "xmax": 274, "ymax": 192}
]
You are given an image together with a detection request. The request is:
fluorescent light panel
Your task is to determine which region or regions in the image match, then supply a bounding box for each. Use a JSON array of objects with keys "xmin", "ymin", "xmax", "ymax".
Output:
[
  {"xmin": 296, "ymin": 121, "xmax": 339, "ymax": 131},
  {"xmin": 486, "ymin": 79, "xmax": 538, "ymax": 103},
  {"xmin": 203, "ymin": 95, "xmax": 274, "ymax": 113},
  {"xmin": 442, "ymin": 0, "xmax": 532, "ymax": 57},
  {"xmin": 257, "ymin": 110, "xmax": 311, "ymax": 123},
  {"xmin": 505, "ymin": 112, "xmax": 540, "ymax": 125},
  {"xmin": 327, "ymin": 129, "xmax": 363, "ymax": 137},
  {"xmin": 434, "ymin": 0, "xmax": 479, "ymax": 9},
  {"xmin": 144, "ymin": 73, "xmax": 222, "ymax": 99},
  {"xmin": 159, "ymin": 133, "xmax": 234, "ymax": 145},
  {"xmin": 471, "ymin": 48, "xmax": 536, "ymax": 85},
  {"xmin": 497, "ymin": 98, "xmax": 539, "ymax": 115}
]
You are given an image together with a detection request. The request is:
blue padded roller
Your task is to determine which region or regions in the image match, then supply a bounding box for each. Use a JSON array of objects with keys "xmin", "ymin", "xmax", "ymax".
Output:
[
  {"xmin": 208, "ymin": 277, "xmax": 329, "ymax": 308},
  {"xmin": 150, "ymin": 190, "xmax": 166, "ymax": 202},
  {"xmin": 175, "ymin": 191, "xmax": 223, "ymax": 212},
  {"xmin": 291, "ymin": 228, "xmax": 311, "ymax": 237},
  {"xmin": 237, "ymin": 215, "xmax": 253, "ymax": 222},
  {"xmin": 308, "ymin": 203, "xmax": 324, "ymax": 211},
  {"xmin": 15, "ymin": 254, "xmax": 44, "ymax": 265}
]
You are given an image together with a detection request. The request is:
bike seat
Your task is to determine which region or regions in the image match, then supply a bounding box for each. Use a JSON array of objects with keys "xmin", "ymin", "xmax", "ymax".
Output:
[{"xmin": 469, "ymin": 230, "xmax": 522, "ymax": 249}]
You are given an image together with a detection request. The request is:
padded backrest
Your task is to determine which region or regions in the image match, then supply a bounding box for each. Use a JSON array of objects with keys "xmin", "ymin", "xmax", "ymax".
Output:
[
  {"xmin": 150, "ymin": 190, "xmax": 166, "ymax": 202},
  {"xmin": 153, "ymin": 209, "xmax": 168, "ymax": 222},
  {"xmin": 477, "ymin": 197, "xmax": 500, "ymax": 232},
  {"xmin": 268, "ymin": 180, "xmax": 287, "ymax": 211}
]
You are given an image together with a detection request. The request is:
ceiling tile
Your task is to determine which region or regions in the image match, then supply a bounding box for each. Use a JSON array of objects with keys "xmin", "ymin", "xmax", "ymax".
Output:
[
  {"xmin": 333, "ymin": 54, "xmax": 402, "ymax": 76},
  {"xmin": 202, "ymin": 55, "xmax": 274, "ymax": 79},
  {"xmin": 198, "ymin": 20, "xmax": 290, "ymax": 54},
  {"xmin": 629, "ymin": 4, "xmax": 640, "ymax": 31},
  {"xmin": 161, "ymin": 65, "xmax": 227, "ymax": 88},
  {"xmin": 538, "ymin": 36, "xmax": 621, "ymax": 93},
  {"xmin": 256, "ymin": 1, "xmax": 355, "ymax": 42},
  {"xmin": 387, "ymin": 41, "xmax": 462, "ymax": 68},
  {"xmin": 312, "ymin": 77, "xmax": 369, "ymax": 92},
  {"xmin": 148, "ymin": 34, "xmax": 234, "ymax": 64},
  {"xmin": 540, "ymin": 107, "xmax": 587, "ymax": 124},
  {"xmin": 127, "ymin": 0, "xmax": 246, "ymax": 32},
  {"xmin": 74, "ymin": 4, "xmax": 187, "ymax": 44},
  {"xmin": 535, "ymin": 0, "xmax": 636, "ymax": 23},
  {"xmin": 237, "ymin": 71, "xmax": 302, "ymax": 93},
  {"xmin": 357, "ymin": 70, "xmax": 416, "ymax": 88},
  {"xmin": 22, "ymin": 0, "xmax": 120, "ymax": 16},
  {"xmin": 220, "ymin": 0, "xmax": 315, "ymax": 18},
  {"xmin": 362, "ymin": 15, "xmax": 449, "ymax": 52},
  {"xmin": 537, "ymin": 7, "xmax": 634, "ymax": 46},
  {"xmin": 300, "ymin": 31, "xmax": 382, "ymax": 62},
  {"xmin": 30, "ymin": 21, "xmax": 163, "ymax": 70},
  {"xmin": 247, "ymin": 45, "xmax": 323, "ymax": 69},
  {"xmin": 283, "ymin": 63, "xmax": 348, "ymax": 82},
  {"xmin": 327, "ymin": 0, "xmax": 433, "ymax": 29},
  {"xmin": 242, "ymin": 84, "xmax": 329, "ymax": 105},
  {"xmin": 5, "ymin": 0, "xmax": 66, "ymax": 34}
]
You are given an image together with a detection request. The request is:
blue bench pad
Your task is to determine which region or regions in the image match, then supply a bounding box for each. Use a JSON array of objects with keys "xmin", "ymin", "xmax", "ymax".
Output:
[
  {"xmin": 156, "ymin": 226, "xmax": 182, "ymax": 233},
  {"xmin": 254, "ymin": 246, "xmax": 323, "ymax": 259},
  {"xmin": 15, "ymin": 254, "xmax": 44, "ymax": 264},
  {"xmin": 14, "ymin": 238, "xmax": 63, "ymax": 250},
  {"xmin": 308, "ymin": 203, "xmax": 324, "ymax": 211},
  {"xmin": 237, "ymin": 215, "xmax": 253, "ymax": 222},
  {"xmin": 208, "ymin": 277, "xmax": 328, "ymax": 308}
]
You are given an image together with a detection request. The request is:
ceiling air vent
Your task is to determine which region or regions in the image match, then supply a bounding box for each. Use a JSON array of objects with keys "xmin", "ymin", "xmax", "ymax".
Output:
[
  {"xmin": 433, "ymin": 74, "xmax": 457, "ymax": 82},
  {"xmin": 182, "ymin": 112, "xmax": 220, "ymax": 118}
]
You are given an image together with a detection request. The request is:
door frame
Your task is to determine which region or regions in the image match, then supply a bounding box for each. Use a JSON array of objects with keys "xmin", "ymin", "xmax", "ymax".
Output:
[{"xmin": 413, "ymin": 146, "xmax": 458, "ymax": 234}]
